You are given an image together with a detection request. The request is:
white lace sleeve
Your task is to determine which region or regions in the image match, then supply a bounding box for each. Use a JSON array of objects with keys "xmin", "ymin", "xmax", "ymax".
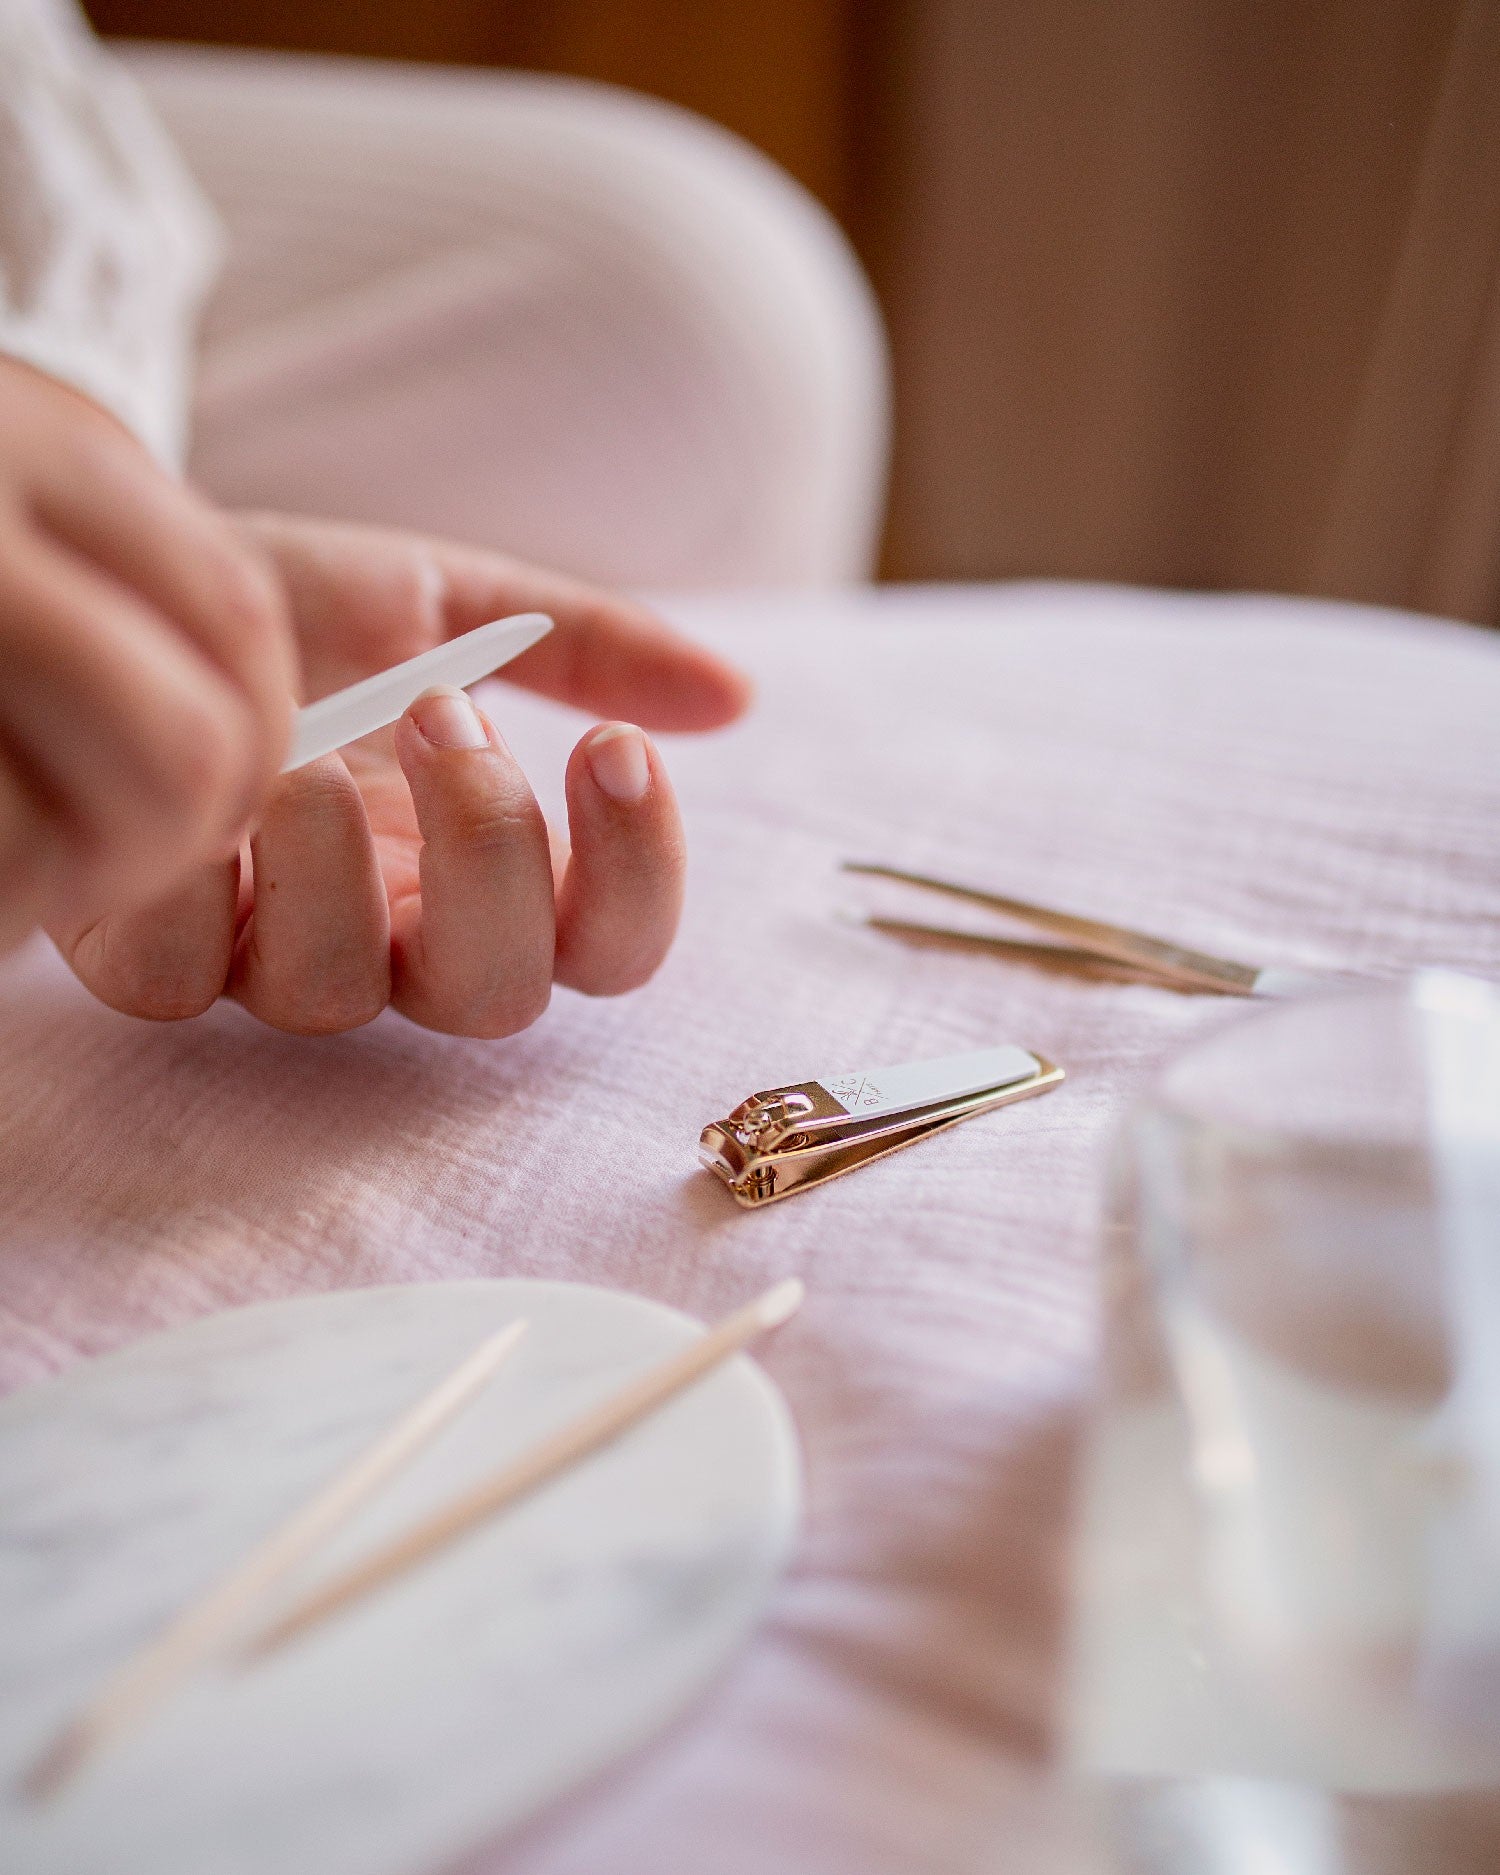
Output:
[{"xmin": 0, "ymin": 0, "xmax": 220, "ymax": 467}]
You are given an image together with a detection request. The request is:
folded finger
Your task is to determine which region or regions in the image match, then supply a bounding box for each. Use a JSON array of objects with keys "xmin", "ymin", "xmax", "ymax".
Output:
[
  {"xmin": 33, "ymin": 449, "xmax": 296, "ymax": 768},
  {"xmin": 52, "ymin": 856, "xmax": 240, "ymax": 1021},
  {"xmin": 0, "ymin": 533, "xmax": 268, "ymax": 919},
  {"xmin": 389, "ymin": 688, "xmax": 555, "ymax": 1038},
  {"xmin": 553, "ymin": 723, "xmax": 685, "ymax": 996},
  {"xmin": 231, "ymin": 757, "xmax": 390, "ymax": 1034}
]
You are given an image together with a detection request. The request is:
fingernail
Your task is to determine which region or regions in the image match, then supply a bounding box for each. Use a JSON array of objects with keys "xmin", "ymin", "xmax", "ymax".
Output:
[
  {"xmin": 586, "ymin": 722, "xmax": 650, "ymax": 802},
  {"xmin": 410, "ymin": 686, "xmax": 489, "ymax": 751}
]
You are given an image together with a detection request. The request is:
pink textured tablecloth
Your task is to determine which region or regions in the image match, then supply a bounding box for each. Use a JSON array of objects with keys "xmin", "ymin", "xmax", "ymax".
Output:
[{"xmin": 2, "ymin": 583, "xmax": 1498, "ymax": 1874}]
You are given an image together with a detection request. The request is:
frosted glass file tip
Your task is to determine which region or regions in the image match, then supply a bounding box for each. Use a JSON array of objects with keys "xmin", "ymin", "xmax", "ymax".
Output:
[{"xmin": 283, "ymin": 613, "xmax": 553, "ymax": 772}]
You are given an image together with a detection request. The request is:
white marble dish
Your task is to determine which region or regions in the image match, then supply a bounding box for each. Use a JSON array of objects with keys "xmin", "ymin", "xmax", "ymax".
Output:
[{"xmin": 0, "ymin": 1281, "xmax": 802, "ymax": 1875}]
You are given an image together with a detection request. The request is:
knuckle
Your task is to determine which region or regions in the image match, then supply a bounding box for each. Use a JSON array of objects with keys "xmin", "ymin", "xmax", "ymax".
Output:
[
  {"xmin": 408, "ymin": 967, "xmax": 552, "ymax": 1040},
  {"xmin": 243, "ymin": 929, "xmax": 390, "ymax": 1037},
  {"xmin": 217, "ymin": 535, "xmax": 281, "ymax": 618},
  {"xmin": 558, "ymin": 925, "xmax": 668, "ymax": 997},
  {"xmin": 569, "ymin": 953, "xmax": 662, "ymax": 998},
  {"xmin": 470, "ymin": 977, "xmax": 552, "ymax": 1040},
  {"xmin": 277, "ymin": 759, "xmax": 363, "ymax": 826},
  {"xmin": 248, "ymin": 970, "xmax": 389, "ymax": 1037},
  {"xmin": 448, "ymin": 789, "xmax": 546, "ymax": 858},
  {"xmin": 276, "ymin": 994, "xmax": 387, "ymax": 1037},
  {"xmin": 144, "ymin": 696, "xmax": 254, "ymax": 837},
  {"xmin": 213, "ymin": 538, "xmax": 287, "ymax": 648},
  {"xmin": 111, "ymin": 972, "xmax": 222, "ymax": 1023},
  {"xmin": 76, "ymin": 932, "xmax": 224, "ymax": 1024}
]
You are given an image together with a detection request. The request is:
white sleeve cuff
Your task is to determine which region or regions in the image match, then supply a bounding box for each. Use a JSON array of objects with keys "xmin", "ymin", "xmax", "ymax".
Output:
[{"xmin": 0, "ymin": 0, "xmax": 222, "ymax": 470}]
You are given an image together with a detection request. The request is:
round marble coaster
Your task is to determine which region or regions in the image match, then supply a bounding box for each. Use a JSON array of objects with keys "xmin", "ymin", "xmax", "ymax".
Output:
[{"xmin": 0, "ymin": 1281, "xmax": 801, "ymax": 1875}]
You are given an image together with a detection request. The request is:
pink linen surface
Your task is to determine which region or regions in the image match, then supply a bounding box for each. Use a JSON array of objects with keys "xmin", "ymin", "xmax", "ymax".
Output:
[{"xmin": 2, "ymin": 582, "xmax": 1498, "ymax": 1874}]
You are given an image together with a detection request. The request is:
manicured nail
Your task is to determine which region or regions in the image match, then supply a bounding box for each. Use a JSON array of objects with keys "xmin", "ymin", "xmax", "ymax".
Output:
[
  {"xmin": 410, "ymin": 686, "xmax": 489, "ymax": 751},
  {"xmin": 585, "ymin": 722, "xmax": 650, "ymax": 802}
]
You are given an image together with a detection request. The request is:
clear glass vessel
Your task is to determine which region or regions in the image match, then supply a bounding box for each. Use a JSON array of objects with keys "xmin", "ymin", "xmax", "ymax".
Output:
[{"xmin": 1071, "ymin": 974, "xmax": 1500, "ymax": 1874}]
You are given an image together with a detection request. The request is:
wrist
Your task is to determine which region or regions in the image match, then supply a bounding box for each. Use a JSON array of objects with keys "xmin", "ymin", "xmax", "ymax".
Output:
[{"xmin": 0, "ymin": 345, "xmax": 167, "ymax": 465}]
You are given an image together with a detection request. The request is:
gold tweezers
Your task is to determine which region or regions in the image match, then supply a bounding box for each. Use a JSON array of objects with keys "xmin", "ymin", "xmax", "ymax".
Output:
[{"xmin": 842, "ymin": 862, "xmax": 1325, "ymax": 999}]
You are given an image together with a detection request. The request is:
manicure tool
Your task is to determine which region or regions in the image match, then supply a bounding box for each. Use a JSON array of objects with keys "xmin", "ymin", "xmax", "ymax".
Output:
[
  {"xmin": 843, "ymin": 862, "xmax": 1328, "ymax": 998},
  {"xmin": 282, "ymin": 612, "xmax": 553, "ymax": 772},
  {"xmin": 701, "ymin": 1045, "xmax": 1063, "ymax": 1206},
  {"xmin": 28, "ymin": 1275, "xmax": 800, "ymax": 1791},
  {"xmin": 27, "ymin": 1321, "xmax": 529, "ymax": 1800},
  {"xmin": 247, "ymin": 1279, "xmax": 804, "ymax": 1654}
]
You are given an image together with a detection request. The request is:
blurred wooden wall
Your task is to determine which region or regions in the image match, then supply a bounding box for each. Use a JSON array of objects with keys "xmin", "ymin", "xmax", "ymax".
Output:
[
  {"xmin": 83, "ymin": 2, "xmax": 1500, "ymax": 620},
  {"xmin": 83, "ymin": 0, "xmax": 871, "ymax": 235}
]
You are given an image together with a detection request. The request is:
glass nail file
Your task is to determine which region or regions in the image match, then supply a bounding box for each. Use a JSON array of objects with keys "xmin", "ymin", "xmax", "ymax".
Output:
[
  {"xmin": 700, "ymin": 1044, "xmax": 1064, "ymax": 1206},
  {"xmin": 282, "ymin": 612, "xmax": 553, "ymax": 772}
]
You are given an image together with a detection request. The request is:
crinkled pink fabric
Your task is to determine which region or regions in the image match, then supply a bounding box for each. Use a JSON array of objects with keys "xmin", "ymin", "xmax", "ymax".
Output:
[{"xmin": 2, "ymin": 584, "xmax": 1498, "ymax": 1873}]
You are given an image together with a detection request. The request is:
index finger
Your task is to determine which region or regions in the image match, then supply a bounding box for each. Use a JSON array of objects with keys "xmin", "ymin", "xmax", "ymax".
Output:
[
  {"xmin": 434, "ymin": 547, "xmax": 753, "ymax": 732},
  {"xmin": 233, "ymin": 515, "xmax": 754, "ymax": 733}
]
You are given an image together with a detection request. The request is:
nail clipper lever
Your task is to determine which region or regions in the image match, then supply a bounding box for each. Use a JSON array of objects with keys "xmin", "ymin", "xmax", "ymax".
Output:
[{"xmin": 699, "ymin": 1045, "xmax": 1063, "ymax": 1207}]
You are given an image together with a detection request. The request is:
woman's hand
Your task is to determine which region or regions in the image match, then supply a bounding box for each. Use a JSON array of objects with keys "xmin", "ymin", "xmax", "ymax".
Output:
[
  {"xmin": 0, "ymin": 359, "xmax": 297, "ymax": 951},
  {"xmin": 49, "ymin": 513, "xmax": 752, "ymax": 1036}
]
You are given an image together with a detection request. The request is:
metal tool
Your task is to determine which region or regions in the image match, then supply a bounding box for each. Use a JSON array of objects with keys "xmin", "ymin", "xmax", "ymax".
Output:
[
  {"xmin": 700, "ymin": 1044, "xmax": 1063, "ymax": 1207},
  {"xmin": 843, "ymin": 861, "xmax": 1328, "ymax": 998}
]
